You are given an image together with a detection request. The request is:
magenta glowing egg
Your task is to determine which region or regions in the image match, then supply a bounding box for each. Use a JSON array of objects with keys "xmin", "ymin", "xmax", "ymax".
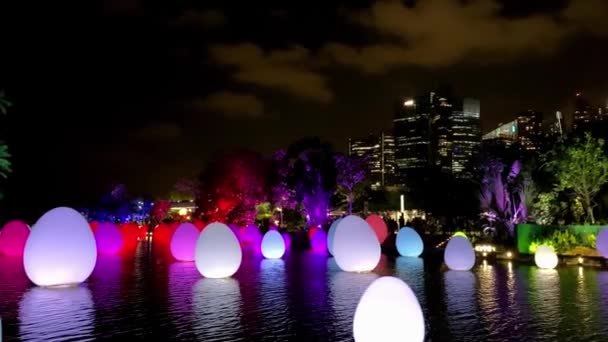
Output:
[
  {"xmin": 282, "ymin": 232, "xmax": 291, "ymax": 249},
  {"xmin": 242, "ymin": 224, "xmax": 262, "ymax": 251},
  {"xmin": 23, "ymin": 207, "xmax": 97, "ymax": 287},
  {"xmin": 195, "ymin": 222, "xmax": 242, "ymax": 278},
  {"xmin": 170, "ymin": 222, "xmax": 200, "ymax": 262},
  {"xmin": 310, "ymin": 229, "xmax": 328, "ymax": 253},
  {"xmin": 261, "ymin": 230, "xmax": 285, "ymax": 259},
  {"xmin": 0, "ymin": 220, "xmax": 30, "ymax": 256},
  {"xmin": 333, "ymin": 215, "xmax": 381, "ymax": 272},
  {"xmin": 366, "ymin": 215, "xmax": 389, "ymax": 243},
  {"xmin": 95, "ymin": 222, "xmax": 124, "ymax": 255}
]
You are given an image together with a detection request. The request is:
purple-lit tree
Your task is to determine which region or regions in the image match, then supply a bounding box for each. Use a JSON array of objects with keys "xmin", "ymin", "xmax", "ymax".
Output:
[
  {"xmin": 335, "ymin": 153, "xmax": 369, "ymax": 214},
  {"xmin": 479, "ymin": 157, "xmax": 528, "ymax": 241}
]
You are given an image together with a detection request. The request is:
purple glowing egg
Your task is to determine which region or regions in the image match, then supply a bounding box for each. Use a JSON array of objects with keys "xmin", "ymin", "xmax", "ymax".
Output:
[
  {"xmin": 95, "ymin": 222, "xmax": 124, "ymax": 255},
  {"xmin": 282, "ymin": 232, "xmax": 291, "ymax": 249},
  {"xmin": 0, "ymin": 220, "xmax": 30, "ymax": 256},
  {"xmin": 310, "ymin": 229, "xmax": 328, "ymax": 254},
  {"xmin": 242, "ymin": 224, "xmax": 262, "ymax": 251},
  {"xmin": 170, "ymin": 223, "xmax": 200, "ymax": 261},
  {"xmin": 24, "ymin": 207, "xmax": 97, "ymax": 287}
]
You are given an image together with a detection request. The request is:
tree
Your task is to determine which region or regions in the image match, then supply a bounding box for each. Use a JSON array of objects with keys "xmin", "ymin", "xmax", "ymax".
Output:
[
  {"xmin": 334, "ymin": 153, "xmax": 369, "ymax": 214},
  {"xmin": 479, "ymin": 157, "xmax": 528, "ymax": 241},
  {"xmin": 171, "ymin": 178, "xmax": 200, "ymax": 201},
  {"xmin": 0, "ymin": 144, "xmax": 11, "ymax": 179},
  {"xmin": 545, "ymin": 133, "xmax": 608, "ymax": 224}
]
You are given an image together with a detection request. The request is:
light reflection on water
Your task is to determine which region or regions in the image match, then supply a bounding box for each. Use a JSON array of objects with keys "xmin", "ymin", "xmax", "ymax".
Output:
[{"xmin": 2, "ymin": 243, "xmax": 608, "ymax": 341}]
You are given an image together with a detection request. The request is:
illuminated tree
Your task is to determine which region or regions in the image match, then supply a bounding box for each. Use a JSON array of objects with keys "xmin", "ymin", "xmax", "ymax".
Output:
[
  {"xmin": 545, "ymin": 133, "xmax": 608, "ymax": 224},
  {"xmin": 197, "ymin": 150, "xmax": 268, "ymax": 226},
  {"xmin": 151, "ymin": 200, "xmax": 171, "ymax": 222},
  {"xmin": 335, "ymin": 153, "xmax": 369, "ymax": 214}
]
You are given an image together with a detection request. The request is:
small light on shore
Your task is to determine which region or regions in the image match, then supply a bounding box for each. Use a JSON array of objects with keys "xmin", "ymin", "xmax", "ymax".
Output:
[
  {"xmin": 578, "ymin": 257, "xmax": 584, "ymax": 264},
  {"xmin": 507, "ymin": 251, "xmax": 512, "ymax": 258},
  {"xmin": 482, "ymin": 252, "xmax": 487, "ymax": 257}
]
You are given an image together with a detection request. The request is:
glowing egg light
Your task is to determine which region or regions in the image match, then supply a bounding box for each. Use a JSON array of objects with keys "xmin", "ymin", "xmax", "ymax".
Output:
[
  {"xmin": 170, "ymin": 223, "xmax": 200, "ymax": 261},
  {"xmin": 121, "ymin": 222, "xmax": 140, "ymax": 249},
  {"xmin": 353, "ymin": 276, "xmax": 425, "ymax": 342},
  {"xmin": 597, "ymin": 228, "xmax": 608, "ymax": 258},
  {"xmin": 444, "ymin": 236, "xmax": 475, "ymax": 271},
  {"xmin": 534, "ymin": 244, "xmax": 558, "ymax": 269},
  {"xmin": 94, "ymin": 222, "xmax": 123, "ymax": 255},
  {"xmin": 282, "ymin": 232, "xmax": 291, "ymax": 249},
  {"xmin": 153, "ymin": 223, "xmax": 173, "ymax": 245},
  {"xmin": 308, "ymin": 226, "xmax": 319, "ymax": 240},
  {"xmin": 453, "ymin": 231, "xmax": 467, "ymax": 238},
  {"xmin": 310, "ymin": 229, "xmax": 328, "ymax": 253},
  {"xmin": 0, "ymin": 220, "xmax": 30, "ymax": 256},
  {"xmin": 261, "ymin": 230, "xmax": 285, "ymax": 259},
  {"xmin": 333, "ymin": 215, "xmax": 381, "ymax": 272},
  {"xmin": 366, "ymin": 215, "xmax": 389, "ymax": 243},
  {"xmin": 195, "ymin": 222, "xmax": 242, "ymax": 278},
  {"xmin": 23, "ymin": 207, "xmax": 97, "ymax": 287},
  {"xmin": 242, "ymin": 224, "xmax": 262, "ymax": 245},
  {"xmin": 396, "ymin": 227, "xmax": 423, "ymax": 257},
  {"xmin": 327, "ymin": 218, "xmax": 342, "ymax": 256}
]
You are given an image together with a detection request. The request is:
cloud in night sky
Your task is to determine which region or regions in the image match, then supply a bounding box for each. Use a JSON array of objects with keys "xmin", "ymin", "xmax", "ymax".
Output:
[
  {"xmin": 194, "ymin": 91, "xmax": 265, "ymax": 118},
  {"xmin": 322, "ymin": 0, "xmax": 608, "ymax": 72},
  {"xmin": 210, "ymin": 43, "xmax": 333, "ymax": 103},
  {"xmin": 174, "ymin": 9, "xmax": 225, "ymax": 29}
]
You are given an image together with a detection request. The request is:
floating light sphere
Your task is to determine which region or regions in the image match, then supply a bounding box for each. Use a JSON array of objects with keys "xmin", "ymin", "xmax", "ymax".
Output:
[
  {"xmin": 23, "ymin": 207, "xmax": 97, "ymax": 287},
  {"xmin": 366, "ymin": 215, "xmax": 389, "ymax": 243},
  {"xmin": 261, "ymin": 230, "xmax": 285, "ymax": 259},
  {"xmin": 327, "ymin": 218, "xmax": 342, "ymax": 256},
  {"xmin": 0, "ymin": 220, "xmax": 30, "ymax": 256},
  {"xmin": 310, "ymin": 229, "xmax": 328, "ymax": 253},
  {"xmin": 353, "ymin": 276, "xmax": 425, "ymax": 342},
  {"xmin": 282, "ymin": 232, "xmax": 291, "ymax": 249},
  {"xmin": 195, "ymin": 222, "xmax": 242, "ymax": 278},
  {"xmin": 396, "ymin": 227, "xmax": 424, "ymax": 257},
  {"xmin": 534, "ymin": 245, "xmax": 558, "ymax": 269},
  {"xmin": 95, "ymin": 222, "xmax": 123, "ymax": 255},
  {"xmin": 333, "ymin": 215, "xmax": 381, "ymax": 272},
  {"xmin": 170, "ymin": 223, "xmax": 200, "ymax": 261},
  {"xmin": 444, "ymin": 236, "xmax": 475, "ymax": 271},
  {"xmin": 453, "ymin": 231, "xmax": 467, "ymax": 238},
  {"xmin": 597, "ymin": 228, "xmax": 608, "ymax": 258}
]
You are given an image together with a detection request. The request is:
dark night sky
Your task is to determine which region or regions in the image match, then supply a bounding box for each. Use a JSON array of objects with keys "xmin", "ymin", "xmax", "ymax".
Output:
[{"xmin": 1, "ymin": 0, "xmax": 607, "ymax": 218}]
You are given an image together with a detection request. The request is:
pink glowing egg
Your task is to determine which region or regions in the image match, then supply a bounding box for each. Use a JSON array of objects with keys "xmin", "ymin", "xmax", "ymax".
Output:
[
  {"xmin": 310, "ymin": 229, "xmax": 328, "ymax": 254},
  {"xmin": 242, "ymin": 224, "xmax": 262, "ymax": 247},
  {"xmin": 282, "ymin": 232, "xmax": 291, "ymax": 249},
  {"xmin": 170, "ymin": 223, "xmax": 200, "ymax": 261},
  {"xmin": 0, "ymin": 220, "xmax": 30, "ymax": 256},
  {"xmin": 366, "ymin": 215, "xmax": 389, "ymax": 243},
  {"xmin": 95, "ymin": 222, "xmax": 124, "ymax": 255}
]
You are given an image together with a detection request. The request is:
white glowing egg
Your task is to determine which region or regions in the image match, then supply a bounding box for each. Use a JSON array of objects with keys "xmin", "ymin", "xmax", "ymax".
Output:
[
  {"xmin": 534, "ymin": 244, "xmax": 558, "ymax": 269},
  {"xmin": 596, "ymin": 228, "xmax": 608, "ymax": 258},
  {"xmin": 396, "ymin": 227, "xmax": 424, "ymax": 257},
  {"xmin": 327, "ymin": 218, "xmax": 342, "ymax": 256},
  {"xmin": 170, "ymin": 222, "xmax": 200, "ymax": 261},
  {"xmin": 353, "ymin": 276, "xmax": 425, "ymax": 342},
  {"xmin": 444, "ymin": 236, "xmax": 475, "ymax": 271},
  {"xmin": 261, "ymin": 230, "xmax": 285, "ymax": 259},
  {"xmin": 23, "ymin": 207, "xmax": 97, "ymax": 287},
  {"xmin": 195, "ymin": 222, "xmax": 242, "ymax": 278},
  {"xmin": 333, "ymin": 215, "xmax": 381, "ymax": 272}
]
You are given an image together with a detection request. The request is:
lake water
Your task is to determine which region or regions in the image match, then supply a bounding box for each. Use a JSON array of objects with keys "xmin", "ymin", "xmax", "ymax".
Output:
[{"xmin": 1, "ymin": 242, "xmax": 608, "ymax": 341}]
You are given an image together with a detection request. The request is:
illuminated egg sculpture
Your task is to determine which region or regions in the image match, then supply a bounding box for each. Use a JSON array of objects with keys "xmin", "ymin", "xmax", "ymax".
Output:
[
  {"xmin": 94, "ymin": 222, "xmax": 124, "ymax": 255},
  {"xmin": 195, "ymin": 222, "xmax": 242, "ymax": 278},
  {"xmin": 366, "ymin": 215, "xmax": 389, "ymax": 243},
  {"xmin": 23, "ymin": 207, "xmax": 97, "ymax": 287},
  {"xmin": 170, "ymin": 223, "xmax": 200, "ymax": 262},
  {"xmin": 153, "ymin": 223, "xmax": 173, "ymax": 245},
  {"xmin": 121, "ymin": 222, "xmax": 140, "ymax": 248},
  {"xmin": 396, "ymin": 227, "xmax": 424, "ymax": 257},
  {"xmin": 308, "ymin": 226, "xmax": 319, "ymax": 240},
  {"xmin": 354, "ymin": 276, "xmax": 425, "ymax": 342},
  {"xmin": 327, "ymin": 218, "xmax": 342, "ymax": 256},
  {"xmin": 596, "ymin": 228, "xmax": 608, "ymax": 258},
  {"xmin": 261, "ymin": 230, "xmax": 285, "ymax": 259},
  {"xmin": 282, "ymin": 232, "xmax": 291, "ymax": 249},
  {"xmin": 0, "ymin": 220, "xmax": 30, "ymax": 256},
  {"xmin": 444, "ymin": 236, "xmax": 475, "ymax": 271},
  {"xmin": 534, "ymin": 245, "xmax": 558, "ymax": 269},
  {"xmin": 333, "ymin": 215, "xmax": 381, "ymax": 272},
  {"xmin": 453, "ymin": 231, "xmax": 467, "ymax": 238},
  {"xmin": 310, "ymin": 229, "xmax": 328, "ymax": 253},
  {"xmin": 242, "ymin": 224, "xmax": 262, "ymax": 251}
]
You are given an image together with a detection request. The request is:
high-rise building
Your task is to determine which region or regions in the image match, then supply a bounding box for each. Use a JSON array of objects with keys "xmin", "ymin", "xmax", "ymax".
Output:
[
  {"xmin": 482, "ymin": 119, "xmax": 518, "ymax": 146},
  {"xmin": 573, "ymin": 92, "xmax": 593, "ymax": 131},
  {"xmin": 348, "ymin": 131, "xmax": 395, "ymax": 189},
  {"xmin": 451, "ymin": 98, "xmax": 481, "ymax": 178},
  {"xmin": 516, "ymin": 110, "xmax": 542, "ymax": 151},
  {"xmin": 394, "ymin": 89, "xmax": 480, "ymax": 182}
]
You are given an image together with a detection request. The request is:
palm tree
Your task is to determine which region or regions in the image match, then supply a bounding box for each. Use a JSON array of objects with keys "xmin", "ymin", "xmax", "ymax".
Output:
[{"xmin": 0, "ymin": 144, "xmax": 10, "ymax": 178}]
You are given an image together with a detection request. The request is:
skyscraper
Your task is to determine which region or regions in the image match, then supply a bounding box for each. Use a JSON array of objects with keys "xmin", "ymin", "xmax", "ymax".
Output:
[
  {"xmin": 451, "ymin": 98, "xmax": 481, "ymax": 178},
  {"xmin": 348, "ymin": 131, "xmax": 395, "ymax": 189},
  {"xmin": 573, "ymin": 92, "xmax": 593, "ymax": 131},
  {"xmin": 516, "ymin": 110, "xmax": 542, "ymax": 151}
]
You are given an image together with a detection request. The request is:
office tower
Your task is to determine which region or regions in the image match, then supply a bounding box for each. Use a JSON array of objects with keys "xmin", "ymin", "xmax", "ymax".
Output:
[
  {"xmin": 451, "ymin": 98, "xmax": 481, "ymax": 178},
  {"xmin": 516, "ymin": 110, "xmax": 542, "ymax": 151},
  {"xmin": 573, "ymin": 92, "xmax": 593, "ymax": 131},
  {"xmin": 482, "ymin": 119, "xmax": 518, "ymax": 146},
  {"xmin": 348, "ymin": 131, "xmax": 395, "ymax": 189}
]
